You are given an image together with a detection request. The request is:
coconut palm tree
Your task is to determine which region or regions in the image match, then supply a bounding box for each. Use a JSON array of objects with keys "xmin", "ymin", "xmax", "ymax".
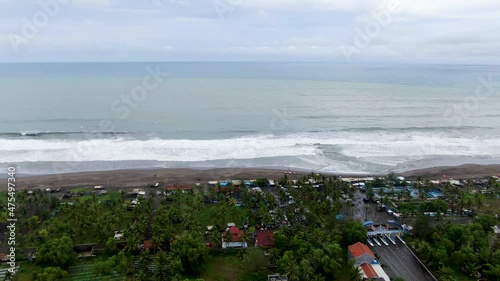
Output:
[
  {"xmin": 210, "ymin": 229, "xmax": 222, "ymax": 249},
  {"xmin": 346, "ymin": 259, "xmax": 363, "ymax": 281},
  {"xmin": 240, "ymin": 230, "xmax": 252, "ymax": 246},
  {"xmin": 474, "ymin": 193, "xmax": 484, "ymax": 212},
  {"xmin": 284, "ymin": 263, "xmax": 301, "ymax": 281}
]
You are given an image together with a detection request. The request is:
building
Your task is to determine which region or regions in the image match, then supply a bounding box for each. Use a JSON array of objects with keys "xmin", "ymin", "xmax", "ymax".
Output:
[
  {"xmin": 348, "ymin": 242, "xmax": 390, "ymax": 281},
  {"xmin": 268, "ymin": 274, "xmax": 288, "ymax": 281},
  {"xmin": 493, "ymin": 225, "xmax": 500, "ymax": 239},
  {"xmin": 348, "ymin": 242, "xmax": 377, "ymax": 265},
  {"xmin": 143, "ymin": 240, "xmax": 153, "ymax": 250},
  {"xmin": 222, "ymin": 226, "xmax": 248, "ymax": 249},
  {"xmin": 255, "ymin": 230, "xmax": 274, "ymax": 248},
  {"xmin": 359, "ymin": 263, "xmax": 390, "ymax": 281}
]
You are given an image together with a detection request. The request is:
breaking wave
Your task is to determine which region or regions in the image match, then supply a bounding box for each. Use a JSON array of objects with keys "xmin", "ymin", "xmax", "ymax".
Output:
[
  {"xmin": 0, "ymin": 131, "xmax": 128, "ymax": 137},
  {"xmin": 1, "ymin": 131, "xmax": 499, "ymax": 174}
]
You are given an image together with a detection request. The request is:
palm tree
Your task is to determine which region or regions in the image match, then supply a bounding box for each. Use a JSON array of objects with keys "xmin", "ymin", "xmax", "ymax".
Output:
[
  {"xmin": 474, "ymin": 193, "xmax": 484, "ymax": 212},
  {"xmin": 284, "ymin": 263, "xmax": 301, "ymax": 281},
  {"xmin": 210, "ymin": 229, "xmax": 222, "ymax": 249},
  {"xmin": 464, "ymin": 196, "xmax": 473, "ymax": 210},
  {"xmin": 418, "ymin": 184, "xmax": 426, "ymax": 201},
  {"xmin": 240, "ymin": 230, "xmax": 252, "ymax": 246},
  {"xmin": 346, "ymin": 259, "xmax": 363, "ymax": 281},
  {"xmin": 465, "ymin": 179, "xmax": 474, "ymax": 193},
  {"xmin": 298, "ymin": 259, "xmax": 314, "ymax": 280},
  {"xmin": 224, "ymin": 229, "xmax": 234, "ymax": 243}
]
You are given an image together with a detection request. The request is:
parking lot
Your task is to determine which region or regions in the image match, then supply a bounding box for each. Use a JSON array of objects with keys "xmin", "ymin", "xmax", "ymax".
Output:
[
  {"xmin": 349, "ymin": 190, "xmax": 395, "ymax": 223},
  {"xmin": 370, "ymin": 240, "xmax": 436, "ymax": 281}
]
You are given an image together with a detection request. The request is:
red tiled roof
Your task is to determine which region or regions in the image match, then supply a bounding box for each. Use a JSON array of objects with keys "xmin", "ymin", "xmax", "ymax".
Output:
[
  {"xmin": 360, "ymin": 263, "xmax": 378, "ymax": 278},
  {"xmin": 227, "ymin": 226, "xmax": 242, "ymax": 241},
  {"xmin": 348, "ymin": 242, "xmax": 375, "ymax": 258},
  {"xmin": 143, "ymin": 240, "xmax": 153, "ymax": 249},
  {"xmin": 255, "ymin": 230, "xmax": 274, "ymax": 247}
]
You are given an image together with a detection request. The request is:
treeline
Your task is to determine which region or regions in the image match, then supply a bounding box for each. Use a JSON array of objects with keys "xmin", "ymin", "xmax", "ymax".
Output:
[
  {"xmin": 412, "ymin": 214, "xmax": 500, "ymax": 280},
  {"xmin": 8, "ymin": 174, "xmax": 372, "ymax": 280}
]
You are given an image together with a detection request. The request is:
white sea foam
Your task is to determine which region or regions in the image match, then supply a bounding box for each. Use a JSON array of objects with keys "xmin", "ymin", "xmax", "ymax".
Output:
[{"xmin": 1, "ymin": 132, "xmax": 499, "ymax": 167}]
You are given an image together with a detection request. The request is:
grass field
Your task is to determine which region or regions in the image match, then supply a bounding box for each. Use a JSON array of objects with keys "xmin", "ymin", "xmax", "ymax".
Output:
[
  {"xmin": 15, "ymin": 262, "xmax": 37, "ymax": 281},
  {"xmin": 65, "ymin": 259, "xmax": 121, "ymax": 281},
  {"xmin": 200, "ymin": 255, "xmax": 245, "ymax": 281},
  {"xmin": 68, "ymin": 187, "xmax": 92, "ymax": 193}
]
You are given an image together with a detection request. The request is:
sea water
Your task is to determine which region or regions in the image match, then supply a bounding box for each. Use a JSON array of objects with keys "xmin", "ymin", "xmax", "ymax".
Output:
[{"xmin": 0, "ymin": 62, "xmax": 499, "ymax": 175}]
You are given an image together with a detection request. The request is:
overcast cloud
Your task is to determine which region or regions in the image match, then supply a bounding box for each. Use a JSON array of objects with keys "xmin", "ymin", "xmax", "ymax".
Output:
[{"xmin": 0, "ymin": 0, "xmax": 499, "ymax": 63}]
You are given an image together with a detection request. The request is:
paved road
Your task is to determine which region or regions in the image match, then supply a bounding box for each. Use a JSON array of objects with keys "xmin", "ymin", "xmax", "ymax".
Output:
[{"xmin": 370, "ymin": 240, "xmax": 436, "ymax": 281}]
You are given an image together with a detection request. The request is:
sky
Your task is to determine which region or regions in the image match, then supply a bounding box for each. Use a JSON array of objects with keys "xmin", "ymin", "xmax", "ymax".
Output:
[{"xmin": 0, "ymin": 0, "xmax": 499, "ymax": 63}]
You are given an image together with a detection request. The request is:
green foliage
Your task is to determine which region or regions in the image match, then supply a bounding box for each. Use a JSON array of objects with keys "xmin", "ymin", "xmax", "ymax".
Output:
[
  {"xmin": 93, "ymin": 251, "xmax": 132, "ymax": 277},
  {"xmin": 366, "ymin": 186, "xmax": 374, "ymax": 200},
  {"xmin": 240, "ymin": 248, "xmax": 268, "ymax": 279},
  {"xmin": 36, "ymin": 236, "xmax": 76, "ymax": 269},
  {"xmin": 387, "ymin": 172, "xmax": 397, "ymax": 182},
  {"xmin": 18, "ymin": 172, "xmax": 499, "ymax": 281},
  {"xmin": 113, "ymin": 251, "xmax": 133, "ymax": 276},
  {"xmin": 343, "ymin": 258, "xmax": 363, "ymax": 281},
  {"xmin": 32, "ymin": 267, "xmax": 69, "ymax": 281},
  {"xmin": 419, "ymin": 199, "xmax": 447, "ymax": 214},
  {"xmin": 483, "ymin": 263, "xmax": 500, "ymax": 280},
  {"xmin": 153, "ymin": 250, "xmax": 172, "ymax": 281},
  {"xmin": 255, "ymin": 178, "xmax": 270, "ymax": 188},
  {"xmin": 339, "ymin": 220, "xmax": 368, "ymax": 247},
  {"xmin": 475, "ymin": 214, "xmax": 497, "ymax": 232},
  {"xmin": 93, "ymin": 259, "xmax": 115, "ymax": 276},
  {"xmin": 274, "ymin": 226, "xmax": 344, "ymax": 281},
  {"xmin": 172, "ymin": 232, "xmax": 209, "ymax": 275},
  {"xmin": 413, "ymin": 216, "xmax": 499, "ymax": 279},
  {"xmin": 413, "ymin": 214, "xmax": 433, "ymax": 240},
  {"xmin": 371, "ymin": 178, "xmax": 386, "ymax": 188},
  {"xmin": 104, "ymin": 237, "xmax": 119, "ymax": 257}
]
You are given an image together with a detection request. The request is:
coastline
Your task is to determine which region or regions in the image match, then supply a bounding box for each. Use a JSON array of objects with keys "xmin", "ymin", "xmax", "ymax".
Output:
[{"xmin": 10, "ymin": 164, "xmax": 500, "ymax": 189}]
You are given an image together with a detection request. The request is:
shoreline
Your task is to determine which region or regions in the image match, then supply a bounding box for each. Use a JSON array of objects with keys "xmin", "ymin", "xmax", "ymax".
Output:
[{"xmin": 8, "ymin": 164, "xmax": 500, "ymax": 189}]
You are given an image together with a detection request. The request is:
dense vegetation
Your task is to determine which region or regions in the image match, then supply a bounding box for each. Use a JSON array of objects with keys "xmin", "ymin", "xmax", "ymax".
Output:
[
  {"xmin": 1, "ymin": 174, "xmax": 370, "ymax": 281},
  {"xmin": 1, "ymin": 173, "xmax": 499, "ymax": 280},
  {"xmin": 412, "ymin": 214, "xmax": 500, "ymax": 280}
]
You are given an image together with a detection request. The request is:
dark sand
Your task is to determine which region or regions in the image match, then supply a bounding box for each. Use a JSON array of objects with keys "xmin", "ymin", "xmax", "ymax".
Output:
[
  {"xmin": 8, "ymin": 164, "xmax": 500, "ymax": 190},
  {"xmin": 401, "ymin": 164, "xmax": 500, "ymax": 179}
]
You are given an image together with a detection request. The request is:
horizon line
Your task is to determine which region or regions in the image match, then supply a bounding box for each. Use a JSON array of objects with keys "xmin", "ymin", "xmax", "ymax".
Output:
[{"xmin": 1, "ymin": 61, "xmax": 500, "ymax": 67}]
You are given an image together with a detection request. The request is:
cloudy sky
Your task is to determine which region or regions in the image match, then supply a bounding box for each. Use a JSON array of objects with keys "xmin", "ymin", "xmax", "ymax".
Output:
[{"xmin": 0, "ymin": 0, "xmax": 499, "ymax": 63}]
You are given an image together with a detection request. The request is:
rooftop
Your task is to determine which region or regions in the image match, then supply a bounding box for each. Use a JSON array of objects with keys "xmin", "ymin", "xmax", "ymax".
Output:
[
  {"xmin": 348, "ymin": 242, "xmax": 375, "ymax": 258},
  {"xmin": 256, "ymin": 230, "xmax": 274, "ymax": 247},
  {"xmin": 360, "ymin": 263, "xmax": 378, "ymax": 279},
  {"xmin": 225, "ymin": 226, "xmax": 243, "ymax": 241}
]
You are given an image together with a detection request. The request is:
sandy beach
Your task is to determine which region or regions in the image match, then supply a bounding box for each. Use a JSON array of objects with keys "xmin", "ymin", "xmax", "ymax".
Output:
[{"xmin": 8, "ymin": 164, "xmax": 500, "ymax": 190}]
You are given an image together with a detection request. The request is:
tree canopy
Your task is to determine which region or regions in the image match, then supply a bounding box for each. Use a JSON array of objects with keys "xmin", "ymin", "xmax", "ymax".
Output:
[{"xmin": 36, "ymin": 236, "xmax": 76, "ymax": 269}]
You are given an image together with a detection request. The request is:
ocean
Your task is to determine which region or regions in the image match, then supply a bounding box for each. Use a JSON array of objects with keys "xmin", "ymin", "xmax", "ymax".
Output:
[{"xmin": 1, "ymin": 62, "xmax": 499, "ymax": 176}]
